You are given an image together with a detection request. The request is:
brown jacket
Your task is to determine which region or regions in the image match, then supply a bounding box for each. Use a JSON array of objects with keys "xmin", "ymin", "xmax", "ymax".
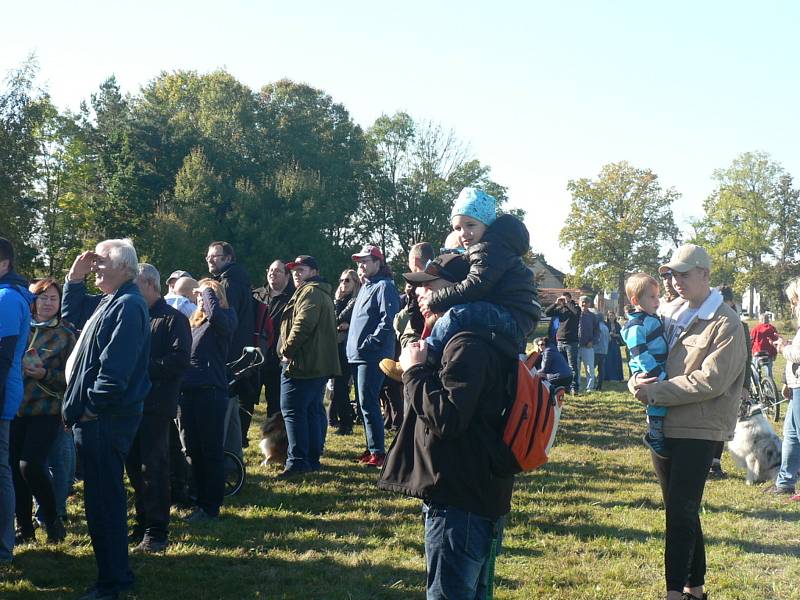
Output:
[{"xmin": 630, "ymin": 290, "xmax": 746, "ymax": 441}]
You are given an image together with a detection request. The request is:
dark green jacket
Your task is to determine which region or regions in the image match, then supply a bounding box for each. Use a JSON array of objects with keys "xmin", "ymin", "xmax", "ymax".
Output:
[{"xmin": 279, "ymin": 278, "xmax": 341, "ymax": 379}]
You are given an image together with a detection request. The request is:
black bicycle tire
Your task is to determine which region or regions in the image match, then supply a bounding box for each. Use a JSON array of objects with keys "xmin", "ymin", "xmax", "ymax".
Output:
[
  {"xmin": 223, "ymin": 451, "xmax": 246, "ymax": 497},
  {"xmin": 760, "ymin": 377, "xmax": 780, "ymax": 422}
]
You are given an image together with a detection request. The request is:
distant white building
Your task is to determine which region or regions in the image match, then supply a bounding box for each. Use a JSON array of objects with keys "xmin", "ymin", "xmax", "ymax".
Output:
[{"xmin": 740, "ymin": 289, "xmax": 762, "ymax": 316}]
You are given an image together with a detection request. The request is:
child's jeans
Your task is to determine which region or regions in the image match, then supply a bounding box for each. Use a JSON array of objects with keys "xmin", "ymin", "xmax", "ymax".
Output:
[
  {"xmin": 426, "ymin": 302, "xmax": 525, "ymax": 358},
  {"xmin": 647, "ymin": 404, "xmax": 667, "ymax": 418}
]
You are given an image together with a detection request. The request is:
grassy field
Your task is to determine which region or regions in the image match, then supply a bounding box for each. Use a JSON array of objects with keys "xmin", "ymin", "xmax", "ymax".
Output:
[{"xmin": 2, "ymin": 337, "xmax": 800, "ymax": 599}]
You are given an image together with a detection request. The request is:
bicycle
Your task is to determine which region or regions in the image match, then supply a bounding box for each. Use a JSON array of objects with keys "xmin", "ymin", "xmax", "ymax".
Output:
[
  {"xmin": 749, "ymin": 352, "xmax": 782, "ymax": 422},
  {"xmin": 222, "ymin": 346, "xmax": 265, "ymax": 496}
]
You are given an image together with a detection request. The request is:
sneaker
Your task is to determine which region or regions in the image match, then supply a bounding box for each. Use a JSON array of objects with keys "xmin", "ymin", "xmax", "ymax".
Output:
[
  {"xmin": 707, "ymin": 463, "xmax": 727, "ymax": 480},
  {"xmin": 366, "ymin": 453, "xmax": 386, "ymax": 468},
  {"xmin": 276, "ymin": 466, "xmax": 308, "ymax": 479},
  {"xmin": 133, "ymin": 535, "xmax": 168, "ymax": 553},
  {"xmin": 642, "ymin": 433, "xmax": 670, "ymax": 459},
  {"xmin": 379, "ymin": 359, "xmax": 404, "ymax": 383},
  {"xmin": 45, "ymin": 517, "xmax": 67, "ymax": 543},
  {"xmin": 334, "ymin": 427, "xmax": 352, "ymax": 436},
  {"xmin": 185, "ymin": 508, "xmax": 217, "ymax": 523},
  {"xmin": 789, "ymin": 493, "xmax": 800, "ymax": 502},
  {"xmin": 763, "ymin": 484, "xmax": 795, "ymax": 496},
  {"xmin": 681, "ymin": 593, "xmax": 707, "ymax": 600},
  {"xmin": 357, "ymin": 450, "xmax": 372, "ymax": 464}
]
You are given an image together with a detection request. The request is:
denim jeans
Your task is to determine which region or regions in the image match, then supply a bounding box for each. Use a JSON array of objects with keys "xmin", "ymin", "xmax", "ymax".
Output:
[
  {"xmin": 423, "ymin": 502, "xmax": 505, "ymax": 600},
  {"xmin": 556, "ymin": 341, "xmax": 579, "ymax": 392},
  {"xmin": 0, "ymin": 420, "xmax": 14, "ymax": 562},
  {"xmin": 577, "ymin": 346, "xmax": 595, "ymax": 391},
  {"xmin": 74, "ymin": 414, "xmax": 141, "ymax": 594},
  {"xmin": 48, "ymin": 426, "xmax": 76, "ymax": 518},
  {"xmin": 426, "ymin": 302, "xmax": 525, "ymax": 357},
  {"xmin": 351, "ymin": 362, "xmax": 386, "ymax": 454},
  {"xmin": 776, "ymin": 387, "xmax": 800, "ymax": 490},
  {"xmin": 280, "ymin": 371, "xmax": 327, "ymax": 471},
  {"xmin": 35, "ymin": 425, "xmax": 76, "ymax": 522}
]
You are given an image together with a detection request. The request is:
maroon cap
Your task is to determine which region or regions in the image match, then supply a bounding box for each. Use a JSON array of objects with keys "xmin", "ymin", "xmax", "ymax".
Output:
[
  {"xmin": 351, "ymin": 244, "xmax": 384, "ymax": 262},
  {"xmin": 285, "ymin": 255, "xmax": 319, "ymax": 271}
]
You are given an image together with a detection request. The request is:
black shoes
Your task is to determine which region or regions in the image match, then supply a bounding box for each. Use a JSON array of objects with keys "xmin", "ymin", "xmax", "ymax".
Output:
[
  {"xmin": 45, "ymin": 517, "xmax": 67, "ymax": 543},
  {"xmin": 133, "ymin": 535, "xmax": 168, "ymax": 553}
]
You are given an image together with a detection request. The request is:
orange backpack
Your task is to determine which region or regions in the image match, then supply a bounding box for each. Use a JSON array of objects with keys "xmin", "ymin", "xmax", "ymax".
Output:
[{"xmin": 502, "ymin": 352, "xmax": 566, "ymax": 472}]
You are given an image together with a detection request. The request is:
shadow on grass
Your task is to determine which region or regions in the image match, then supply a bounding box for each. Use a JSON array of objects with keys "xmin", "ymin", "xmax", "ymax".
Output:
[{"xmin": 4, "ymin": 551, "xmax": 425, "ymax": 600}]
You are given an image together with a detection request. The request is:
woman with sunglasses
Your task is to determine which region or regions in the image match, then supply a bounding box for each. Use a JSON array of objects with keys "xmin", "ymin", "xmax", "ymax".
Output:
[
  {"xmin": 14, "ymin": 278, "xmax": 76, "ymax": 544},
  {"xmin": 328, "ymin": 270, "xmax": 361, "ymax": 435}
]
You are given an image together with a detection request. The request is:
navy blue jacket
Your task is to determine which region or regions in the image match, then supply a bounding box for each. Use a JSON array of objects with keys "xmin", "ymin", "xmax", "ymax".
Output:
[
  {"xmin": 183, "ymin": 288, "xmax": 237, "ymax": 392},
  {"xmin": 535, "ymin": 344, "xmax": 573, "ymax": 381},
  {"xmin": 346, "ymin": 275, "xmax": 400, "ymax": 364},
  {"xmin": 61, "ymin": 280, "xmax": 151, "ymax": 426}
]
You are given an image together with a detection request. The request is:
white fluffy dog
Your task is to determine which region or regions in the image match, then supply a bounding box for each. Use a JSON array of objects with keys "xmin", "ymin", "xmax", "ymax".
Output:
[{"xmin": 726, "ymin": 405, "xmax": 782, "ymax": 485}]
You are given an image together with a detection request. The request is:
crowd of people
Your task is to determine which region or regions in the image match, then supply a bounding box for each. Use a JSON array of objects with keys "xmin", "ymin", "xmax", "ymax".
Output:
[{"xmin": 0, "ymin": 182, "xmax": 798, "ymax": 599}]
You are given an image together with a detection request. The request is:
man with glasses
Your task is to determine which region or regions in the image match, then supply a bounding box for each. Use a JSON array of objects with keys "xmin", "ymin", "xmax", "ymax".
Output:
[
  {"xmin": 346, "ymin": 245, "xmax": 400, "ymax": 468},
  {"xmin": 205, "ymin": 242, "xmax": 254, "ymax": 457}
]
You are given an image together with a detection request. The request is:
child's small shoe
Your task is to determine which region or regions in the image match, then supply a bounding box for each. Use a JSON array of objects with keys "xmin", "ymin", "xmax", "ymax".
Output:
[{"xmin": 643, "ymin": 433, "xmax": 670, "ymax": 459}]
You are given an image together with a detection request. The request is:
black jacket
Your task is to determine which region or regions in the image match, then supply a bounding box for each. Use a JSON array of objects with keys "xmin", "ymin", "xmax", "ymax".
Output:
[
  {"xmin": 543, "ymin": 300, "xmax": 580, "ymax": 343},
  {"xmin": 183, "ymin": 288, "xmax": 237, "ymax": 392},
  {"xmin": 377, "ymin": 329, "xmax": 517, "ymax": 520},
  {"xmin": 428, "ymin": 214, "xmax": 540, "ymax": 336},
  {"xmin": 145, "ymin": 298, "xmax": 192, "ymax": 417},
  {"xmin": 214, "ymin": 262, "xmax": 254, "ymax": 362},
  {"xmin": 263, "ymin": 285, "xmax": 294, "ymax": 366}
]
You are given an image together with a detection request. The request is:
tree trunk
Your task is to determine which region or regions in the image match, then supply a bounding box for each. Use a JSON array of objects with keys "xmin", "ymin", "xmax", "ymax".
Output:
[
  {"xmin": 749, "ymin": 285, "xmax": 755, "ymax": 316},
  {"xmin": 617, "ymin": 271, "xmax": 627, "ymax": 315}
]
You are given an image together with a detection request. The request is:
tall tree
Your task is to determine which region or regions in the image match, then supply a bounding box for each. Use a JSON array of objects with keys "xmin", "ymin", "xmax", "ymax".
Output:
[
  {"xmin": 559, "ymin": 161, "xmax": 680, "ymax": 312},
  {"xmin": 697, "ymin": 151, "xmax": 782, "ymax": 310},
  {"xmin": 0, "ymin": 57, "xmax": 49, "ymax": 269}
]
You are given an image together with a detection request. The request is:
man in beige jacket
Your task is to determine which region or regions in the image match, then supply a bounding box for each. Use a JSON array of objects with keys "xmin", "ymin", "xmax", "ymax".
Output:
[{"xmin": 630, "ymin": 244, "xmax": 746, "ymax": 600}]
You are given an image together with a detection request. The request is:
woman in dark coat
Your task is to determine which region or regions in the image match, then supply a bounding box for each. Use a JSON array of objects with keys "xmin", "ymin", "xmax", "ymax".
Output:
[
  {"xmin": 180, "ymin": 279, "xmax": 236, "ymax": 522},
  {"xmin": 604, "ymin": 310, "xmax": 625, "ymax": 382},
  {"xmin": 328, "ymin": 270, "xmax": 360, "ymax": 435}
]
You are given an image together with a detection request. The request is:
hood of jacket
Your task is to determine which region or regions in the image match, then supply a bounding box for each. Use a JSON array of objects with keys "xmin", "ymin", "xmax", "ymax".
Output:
[
  {"xmin": 480, "ymin": 214, "xmax": 530, "ymax": 257},
  {"xmin": 0, "ymin": 270, "xmax": 35, "ymax": 304}
]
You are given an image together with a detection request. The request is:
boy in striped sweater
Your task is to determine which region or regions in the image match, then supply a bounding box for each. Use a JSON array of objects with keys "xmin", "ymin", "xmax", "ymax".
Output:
[{"xmin": 622, "ymin": 273, "xmax": 670, "ymax": 458}]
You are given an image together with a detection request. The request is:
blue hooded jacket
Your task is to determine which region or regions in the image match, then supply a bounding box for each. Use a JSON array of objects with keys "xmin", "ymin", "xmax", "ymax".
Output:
[
  {"xmin": 346, "ymin": 275, "xmax": 400, "ymax": 364},
  {"xmin": 0, "ymin": 271, "xmax": 35, "ymax": 420}
]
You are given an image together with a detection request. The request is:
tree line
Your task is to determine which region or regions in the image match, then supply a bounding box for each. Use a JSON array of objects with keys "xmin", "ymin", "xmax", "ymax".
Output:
[
  {"xmin": 1, "ymin": 58, "xmax": 513, "ymax": 283},
  {"xmin": 559, "ymin": 154, "xmax": 800, "ymax": 317}
]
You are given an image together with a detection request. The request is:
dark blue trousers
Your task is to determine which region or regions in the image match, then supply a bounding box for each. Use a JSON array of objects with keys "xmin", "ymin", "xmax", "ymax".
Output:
[
  {"xmin": 280, "ymin": 372, "xmax": 326, "ymax": 471},
  {"xmin": 74, "ymin": 414, "xmax": 141, "ymax": 594}
]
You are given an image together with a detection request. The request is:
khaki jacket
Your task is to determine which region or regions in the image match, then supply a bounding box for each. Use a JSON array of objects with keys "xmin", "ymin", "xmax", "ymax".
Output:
[
  {"xmin": 630, "ymin": 290, "xmax": 746, "ymax": 441},
  {"xmin": 278, "ymin": 279, "xmax": 341, "ymax": 379}
]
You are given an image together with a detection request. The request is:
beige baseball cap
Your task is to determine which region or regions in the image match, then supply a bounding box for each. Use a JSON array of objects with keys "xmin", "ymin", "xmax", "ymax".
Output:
[{"xmin": 659, "ymin": 244, "xmax": 711, "ymax": 274}]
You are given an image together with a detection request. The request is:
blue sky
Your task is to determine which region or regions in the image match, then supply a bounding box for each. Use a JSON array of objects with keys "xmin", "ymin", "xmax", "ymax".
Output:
[{"xmin": 3, "ymin": 1, "xmax": 799, "ymax": 271}]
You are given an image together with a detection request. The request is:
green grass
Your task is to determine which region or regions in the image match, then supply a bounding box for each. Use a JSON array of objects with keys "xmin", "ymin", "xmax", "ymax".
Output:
[{"xmin": 2, "ymin": 382, "xmax": 800, "ymax": 599}]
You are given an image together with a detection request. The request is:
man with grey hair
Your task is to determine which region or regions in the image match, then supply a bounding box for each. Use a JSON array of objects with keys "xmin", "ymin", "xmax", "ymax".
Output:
[
  {"xmin": 126, "ymin": 264, "xmax": 191, "ymax": 552},
  {"xmin": 62, "ymin": 239, "xmax": 151, "ymax": 600}
]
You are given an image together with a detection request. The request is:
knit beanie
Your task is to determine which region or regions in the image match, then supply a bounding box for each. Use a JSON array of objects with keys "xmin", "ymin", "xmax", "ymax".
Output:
[{"xmin": 450, "ymin": 187, "xmax": 497, "ymax": 226}]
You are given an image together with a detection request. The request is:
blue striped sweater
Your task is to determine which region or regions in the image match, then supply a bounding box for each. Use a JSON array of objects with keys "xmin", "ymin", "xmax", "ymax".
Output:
[{"xmin": 621, "ymin": 311, "xmax": 668, "ymax": 380}]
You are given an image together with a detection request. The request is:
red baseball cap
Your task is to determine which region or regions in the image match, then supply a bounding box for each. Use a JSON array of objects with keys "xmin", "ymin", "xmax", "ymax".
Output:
[{"xmin": 351, "ymin": 244, "xmax": 384, "ymax": 262}]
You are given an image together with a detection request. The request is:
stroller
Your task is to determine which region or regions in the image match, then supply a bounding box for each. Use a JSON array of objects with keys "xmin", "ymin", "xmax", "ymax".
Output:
[{"xmin": 222, "ymin": 346, "xmax": 265, "ymax": 496}]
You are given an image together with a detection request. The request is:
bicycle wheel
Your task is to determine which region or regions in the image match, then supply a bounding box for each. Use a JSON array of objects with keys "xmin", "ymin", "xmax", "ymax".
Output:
[
  {"xmin": 223, "ymin": 451, "xmax": 246, "ymax": 497},
  {"xmin": 760, "ymin": 377, "xmax": 780, "ymax": 422}
]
